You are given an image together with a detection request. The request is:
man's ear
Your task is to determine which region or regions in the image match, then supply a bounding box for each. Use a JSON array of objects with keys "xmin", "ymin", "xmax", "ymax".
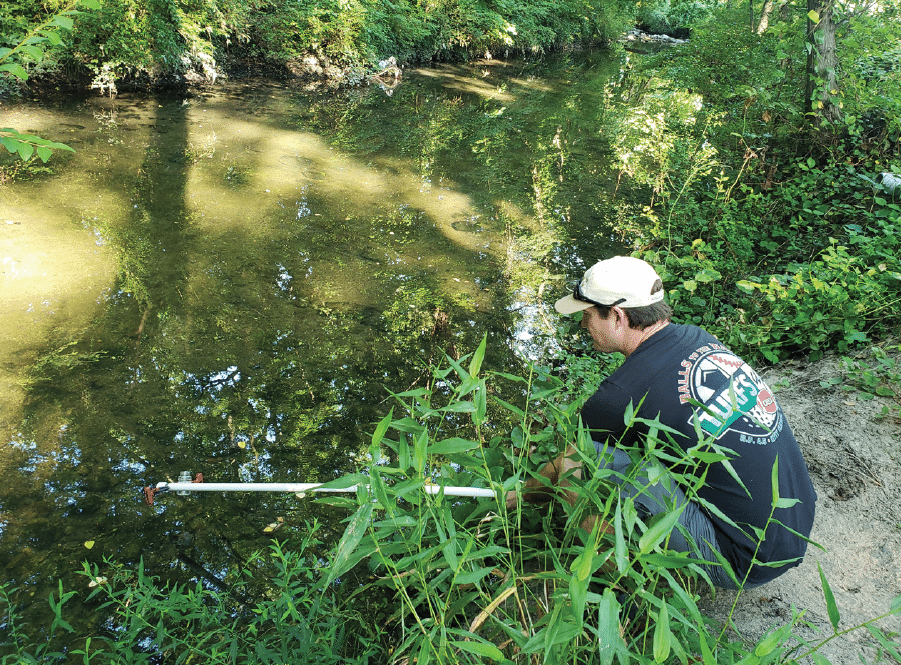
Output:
[{"xmin": 611, "ymin": 306, "xmax": 625, "ymax": 326}]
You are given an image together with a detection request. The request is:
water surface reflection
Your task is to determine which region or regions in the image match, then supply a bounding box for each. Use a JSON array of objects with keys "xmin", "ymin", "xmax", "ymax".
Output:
[{"xmin": 0, "ymin": 49, "xmax": 642, "ymax": 640}]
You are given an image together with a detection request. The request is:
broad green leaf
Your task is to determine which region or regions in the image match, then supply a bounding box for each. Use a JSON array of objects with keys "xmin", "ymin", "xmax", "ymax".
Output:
[
  {"xmin": 774, "ymin": 497, "xmax": 800, "ymax": 509},
  {"xmin": 639, "ymin": 552, "xmax": 703, "ymax": 569},
  {"xmin": 817, "ymin": 561, "xmax": 841, "ymax": 631},
  {"xmin": 20, "ymin": 45, "xmax": 44, "ymax": 60},
  {"xmin": 451, "ymin": 639, "xmax": 503, "ymax": 662},
  {"xmin": 52, "ymin": 15, "xmax": 75, "ymax": 30},
  {"xmin": 696, "ymin": 268, "xmax": 722, "ymax": 283},
  {"xmin": 0, "ymin": 62, "xmax": 29, "ymax": 80},
  {"xmin": 808, "ymin": 9, "xmax": 820, "ymax": 22},
  {"xmin": 79, "ymin": 0, "xmax": 102, "ymax": 8},
  {"xmin": 17, "ymin": 141, "xmax": 34, "ymax": 161},
  {"xmin": 326, "ymin": 501, "xmax": 373, "ymax": 585},
  {"xmin": 36, "ymin": 145, "xmax": 52, "ymax": 162},
  {"xmin": 45, "ymin": 30, "xmax": 62, "ymax": 46}
]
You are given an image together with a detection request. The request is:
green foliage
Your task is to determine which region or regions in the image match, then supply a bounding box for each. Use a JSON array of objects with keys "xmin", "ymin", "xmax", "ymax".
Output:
[
  {"xmin": 0, "ymin": 0, "xmax": 96, "ymax": 165},
  {"xmin": 610, "ymin": 0, "xmax": 901, "ymax": 363},
  {"xmin": 0, "ymin": 529, "xmax": 380, "ymax": 664},
  {"xmin": 3, "ymin": 0, "xmax": 632, "ymax": 85},
  {"xmin": 3, "ymin": 346, "xmax": 901, "ymax": 662},
  {"xmin": 831, "ymin": 344, "xmax": 901, "ymax": 421}
]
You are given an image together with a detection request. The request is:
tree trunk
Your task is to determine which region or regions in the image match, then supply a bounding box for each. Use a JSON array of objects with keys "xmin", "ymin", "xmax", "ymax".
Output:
[
  {"xmin": 757, "ymin": 0, "xmax": 775, "ymax": 33},
  {"xmin": 805, "ymin": 0, "xmax": 842, "ymax": 124}
]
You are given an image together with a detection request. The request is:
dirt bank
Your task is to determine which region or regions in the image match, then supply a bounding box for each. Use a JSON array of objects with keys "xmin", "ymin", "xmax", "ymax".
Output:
[{"xmin": 700, "ymin": 350, "xmax": 901, "ymax": 664}]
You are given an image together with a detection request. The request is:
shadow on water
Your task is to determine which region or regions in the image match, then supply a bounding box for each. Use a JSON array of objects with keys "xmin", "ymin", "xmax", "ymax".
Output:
[{"xmin": 0, "ymin": 48, "xmax": 650, "ymax": 647}]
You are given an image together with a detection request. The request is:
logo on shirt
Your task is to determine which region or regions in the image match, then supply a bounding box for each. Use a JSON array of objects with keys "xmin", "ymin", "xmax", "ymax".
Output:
[{"xmin": 677, "ymin": 345, "xmax": 783, "ymax": 444}]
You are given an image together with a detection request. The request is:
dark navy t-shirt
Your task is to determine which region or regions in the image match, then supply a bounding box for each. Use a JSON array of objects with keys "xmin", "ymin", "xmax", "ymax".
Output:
[{"xmin": 580, "ymin": 323, "xmax": 817, "ymax": 586}]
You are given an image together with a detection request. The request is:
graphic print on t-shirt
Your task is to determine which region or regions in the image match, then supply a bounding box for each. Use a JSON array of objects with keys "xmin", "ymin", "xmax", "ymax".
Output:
[{"xmin": 677, "ymin": 344, "xmax": 782, "ymax": 444}]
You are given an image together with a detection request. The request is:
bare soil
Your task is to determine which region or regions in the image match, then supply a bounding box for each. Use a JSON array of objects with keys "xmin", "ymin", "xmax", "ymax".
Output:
[{"xmin": 699, "ymin": 350, "xmax": 901, "ymax": 664}]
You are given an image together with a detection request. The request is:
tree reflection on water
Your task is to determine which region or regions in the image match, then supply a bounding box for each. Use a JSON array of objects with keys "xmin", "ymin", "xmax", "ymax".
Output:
[{"xmin": 0, "ymin": 48, "xmax": 643, "ymax": 643}]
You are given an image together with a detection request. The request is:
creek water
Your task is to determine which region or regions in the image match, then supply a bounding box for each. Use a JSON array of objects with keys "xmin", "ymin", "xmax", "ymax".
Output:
[{"xmin": 0, "ymin": 48, "xmax": 650, "ymax": 643}]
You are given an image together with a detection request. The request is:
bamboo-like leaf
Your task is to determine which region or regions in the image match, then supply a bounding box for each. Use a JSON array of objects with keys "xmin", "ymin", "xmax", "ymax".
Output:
[
  {"xmin": 698, "ymin": 630, "xmax": 717, "ymax": 664},
  {"xmin": 754, "ymin": 623, "xmax": 791, "ymax": 657},
  {"xmin": 569, "ymin": 559, "xmax": 589, "ymax": 621},
  {"xmin": 428, "ymin": 437, "xmax": 478, "ymax": 454},
  {"xmin": 614, "ymin": 500, "xmax": 628, "ymax": 573},
  {"xmin": 325, "ymin": 501, "xmax": 373, "ymax": 585},
  {"xmin": 451, "ymin": 639, "xmax": 503, "ymax": 662},
  {"xmin": 474, "ymin": 379, "xmax": 487, "ymax": 423},
  {"xmin": 771, "ymin": 455, "xmax": 780, "ymax": 507},
  {"xmin": 638, "ymin": 506, "xmax": 683, "ymax": 553},
  {"xmin": 653, "ymin": 603, "xmax": 671, "ymax": 662},
  {"xmin": 817, "ymin": 561, "xmax": 841, "ymax": 632},
  {"xmin": 468, "ymin": 334, "xmax": 487, "ymax": 378},
  {"xmin": 440, "ymin": 401, "xmax": 475, "ymax": 413},
  {"xmin": 596, "ymin": 588, "xmax": 623, "ymax": 665},
  {"xmin": 491, "ymin": 395, "xmax": 525, "ymax": 417},
  {"xmin": 398, "ymin": 431, "xmax": 410, "ymax": 471},
  {"xmin": 413, "ymin": 428, "xmax": 428, "ymax": 473},
  {"xmin": 866, "ymin": 625, "xmax": 901, "ymax": 661},
  {"xmin": 371, "ymin": 409, "xmax": 393, "ymax": 447}
]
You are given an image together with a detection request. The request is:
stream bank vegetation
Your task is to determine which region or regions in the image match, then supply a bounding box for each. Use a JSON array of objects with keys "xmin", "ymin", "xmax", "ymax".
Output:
[
  {"xmin": 2, "ymin": 0, "xmax": 901, "ymax": 662},
  {"xmin": 2, "ymin": 340, "xmax": 900, "ymax": 663}
]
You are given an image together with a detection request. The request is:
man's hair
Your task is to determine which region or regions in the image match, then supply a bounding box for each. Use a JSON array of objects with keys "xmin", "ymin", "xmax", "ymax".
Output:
[{"xmin": 593, "ymin": 279, "xmax": 672, "ymax": 330}]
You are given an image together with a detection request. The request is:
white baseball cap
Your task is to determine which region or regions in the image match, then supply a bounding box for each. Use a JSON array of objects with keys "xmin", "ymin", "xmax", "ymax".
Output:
[{"xmin": 554, "ymin": 256, "xmax": 665, "ymax": 314}]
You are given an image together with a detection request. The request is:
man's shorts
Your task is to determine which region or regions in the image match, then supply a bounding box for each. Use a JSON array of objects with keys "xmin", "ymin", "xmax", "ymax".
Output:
[{"xmin": 592, "ymin": 441, "xmax": 738, "ymax": 589}]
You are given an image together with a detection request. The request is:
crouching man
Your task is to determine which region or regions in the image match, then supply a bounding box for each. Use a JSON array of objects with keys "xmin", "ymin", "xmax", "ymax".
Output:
[{"xmin": 507, "ymin": 256, "xmax": 817, "ymax": 588}]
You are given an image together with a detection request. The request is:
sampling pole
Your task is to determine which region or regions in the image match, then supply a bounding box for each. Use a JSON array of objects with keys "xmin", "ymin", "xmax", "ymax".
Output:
[{"xmin": 143, "ymin": 472, "xmax": 496, "ymax": 505}]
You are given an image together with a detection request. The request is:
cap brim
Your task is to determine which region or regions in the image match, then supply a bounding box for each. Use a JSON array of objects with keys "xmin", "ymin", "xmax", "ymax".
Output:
[{"xmin": 554, "ymin": 294, "xmax": 595, "ymax": 315}]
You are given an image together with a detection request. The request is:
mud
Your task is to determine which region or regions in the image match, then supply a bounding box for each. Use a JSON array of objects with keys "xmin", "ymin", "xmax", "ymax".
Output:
[{"xmin": 700, "ymin": 349, "xmax": 901, "ymax": 664}]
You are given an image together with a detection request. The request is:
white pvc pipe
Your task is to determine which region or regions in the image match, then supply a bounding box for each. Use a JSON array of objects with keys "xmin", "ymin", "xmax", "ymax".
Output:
[{"xmin": 158, "ymin": 482, "xmax": 496, "ymax": 498}]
